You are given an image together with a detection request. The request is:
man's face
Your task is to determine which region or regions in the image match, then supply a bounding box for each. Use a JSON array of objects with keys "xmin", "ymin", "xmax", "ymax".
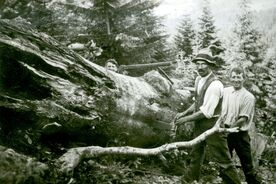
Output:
[
  {"xmin": 105, "ymin": 62, "xmax": 118, "ymax": 72},
  {"xmin": 230, "ymin": 71, "xmax": 245, "ymax": 90},
  {"xmin": 196, "ymin": 60, "xmax": 211, "ymax": 77}
]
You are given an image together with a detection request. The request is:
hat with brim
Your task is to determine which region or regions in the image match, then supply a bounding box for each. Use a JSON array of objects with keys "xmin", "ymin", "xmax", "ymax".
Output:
[{"xmin": 192, "ymin": 49, "xmax": 218, "ymax": 67}]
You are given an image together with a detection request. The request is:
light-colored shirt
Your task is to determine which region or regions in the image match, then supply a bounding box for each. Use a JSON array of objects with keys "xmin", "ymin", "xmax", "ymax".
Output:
[
  {"xmin": 195, "ymin": 73, "xmax": 224, "ymax": 119},
  {"xmin": 220, "ymin": 86, "xmax": 255, "ymax": 131}
]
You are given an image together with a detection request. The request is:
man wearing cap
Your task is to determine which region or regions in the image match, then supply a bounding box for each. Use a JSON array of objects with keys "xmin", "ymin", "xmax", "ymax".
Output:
[{"xmin": 173, "ymin": 49, "xmax": 241, "ymax": 183}]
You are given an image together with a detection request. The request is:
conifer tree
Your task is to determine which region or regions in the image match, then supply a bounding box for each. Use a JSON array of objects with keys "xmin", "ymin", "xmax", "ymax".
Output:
[
  {"xmin": 89, "ymin": 0, "xmax": 170, "ymax": 65},
  {"xmin": 197, "ymin": 0, "xmax": 220, "ymax": 49},
  {"xmin": 231, "ymin": 0, "xmax": 266, "ymax": 66},
  {"xmin": 174, "ymin": 15, "xmax": 195, "ymax": 58}
]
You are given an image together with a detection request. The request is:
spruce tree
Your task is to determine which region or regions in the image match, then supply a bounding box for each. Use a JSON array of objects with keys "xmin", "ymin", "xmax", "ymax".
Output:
[
  {"xmin": 228, "ymin": 0, "xmax": 266, "ymax": 67},
  {"xmin": 197, "ymin": 0, "xmax": 220, "ymax": 49},
  {"xmin": 225, "ymin": 0, "xmax": 267, "ymax": 85},
  {"xmin": 174, "ymin": 15, "xmax": 195, "ymax": 58},
  {"xmin": 87, "ymin": 0, "xmax": 170, "ymax": 66}
]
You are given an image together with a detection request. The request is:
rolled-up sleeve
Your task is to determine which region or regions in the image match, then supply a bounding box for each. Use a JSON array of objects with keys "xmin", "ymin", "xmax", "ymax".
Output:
[
  {"xmin": 239, "ymin": 95, "xmax": 255, "ymax": 119},
  {"xmin": 199, "ymin": 81, "xmax": 223, "ymax": 118}
]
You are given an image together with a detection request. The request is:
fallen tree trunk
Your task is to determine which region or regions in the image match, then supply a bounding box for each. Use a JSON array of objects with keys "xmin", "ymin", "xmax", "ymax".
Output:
[
  {"xmin": 57, "ymin": 122, "xmax": 239, "ymax": 174},
  {"xmin": 0, "ymin": 19, "xmax": 191, "ymax": 151}
]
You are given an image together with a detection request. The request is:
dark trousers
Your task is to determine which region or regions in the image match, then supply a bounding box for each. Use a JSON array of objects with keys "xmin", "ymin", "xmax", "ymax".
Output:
[
  {"xmin": 184, "ymin": 118, "xmax": 241, "ymax": 184},
  {"xmin": 227, "ymin": 131, "xmax": 260, "ymax": 184}
]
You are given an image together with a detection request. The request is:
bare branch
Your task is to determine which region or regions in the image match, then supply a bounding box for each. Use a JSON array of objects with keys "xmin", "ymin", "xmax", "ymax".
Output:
[{"xmin": 57, "ymin": 125, "xmax": 239, "ymax": 174}]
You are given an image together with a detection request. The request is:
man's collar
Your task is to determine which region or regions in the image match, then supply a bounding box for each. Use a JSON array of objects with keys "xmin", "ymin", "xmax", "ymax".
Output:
[
  {"xmin": 200, "ymin": 72, "xmax": 213, "ymax": 80},
  {"xmin": 231, "ymin": 86, "xmax": 245, "ymax": 92}
]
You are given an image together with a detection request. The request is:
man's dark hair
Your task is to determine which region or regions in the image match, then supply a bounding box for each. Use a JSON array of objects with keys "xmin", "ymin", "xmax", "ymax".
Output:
[
  {"xmin": 105, "ymin": 59, "xmax": 118, "ymax": 67},
  {"xmin": 230, "ymin": 67, "xmax": 246, "ymax": 78}
]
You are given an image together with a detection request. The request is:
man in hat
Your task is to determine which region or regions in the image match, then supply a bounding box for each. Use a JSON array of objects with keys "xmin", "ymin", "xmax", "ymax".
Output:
[{"xmin": 172, "ymin": 49, "xmax": 241, "ymax": 183}]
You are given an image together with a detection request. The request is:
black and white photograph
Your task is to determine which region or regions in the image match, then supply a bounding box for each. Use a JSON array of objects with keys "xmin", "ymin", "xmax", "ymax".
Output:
[{"xmin": 0, "ymin": 0, "xmax": 275, "ymax": 183}]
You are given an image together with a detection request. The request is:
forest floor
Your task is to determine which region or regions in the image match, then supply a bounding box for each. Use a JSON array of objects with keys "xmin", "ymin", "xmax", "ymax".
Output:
[{"xmin": 56, "ymin": 151, "xmax": 275, "ymax": 184}]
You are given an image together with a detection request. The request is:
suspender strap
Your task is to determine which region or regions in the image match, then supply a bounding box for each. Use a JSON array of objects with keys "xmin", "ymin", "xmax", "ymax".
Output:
[{"xmin": 194, "ymin": 73, "xmax": 218, "ymax": 111}]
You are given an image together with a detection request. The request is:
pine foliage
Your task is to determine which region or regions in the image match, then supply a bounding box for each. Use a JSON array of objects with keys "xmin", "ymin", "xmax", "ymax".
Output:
[
  {"xmin": 75, "ymin": 0, "xmax": 171, "ymax": 65},
  {"xmin": 197, "ymin": 0, "xmax": 221, "ymax": 49},
  {"xmin": 174, "ymin": 15, "xmax": 195, "ymax": 58},
  {"xmin": 230, "ymin": 0, "xmax": 266, "ymax": 66}
]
